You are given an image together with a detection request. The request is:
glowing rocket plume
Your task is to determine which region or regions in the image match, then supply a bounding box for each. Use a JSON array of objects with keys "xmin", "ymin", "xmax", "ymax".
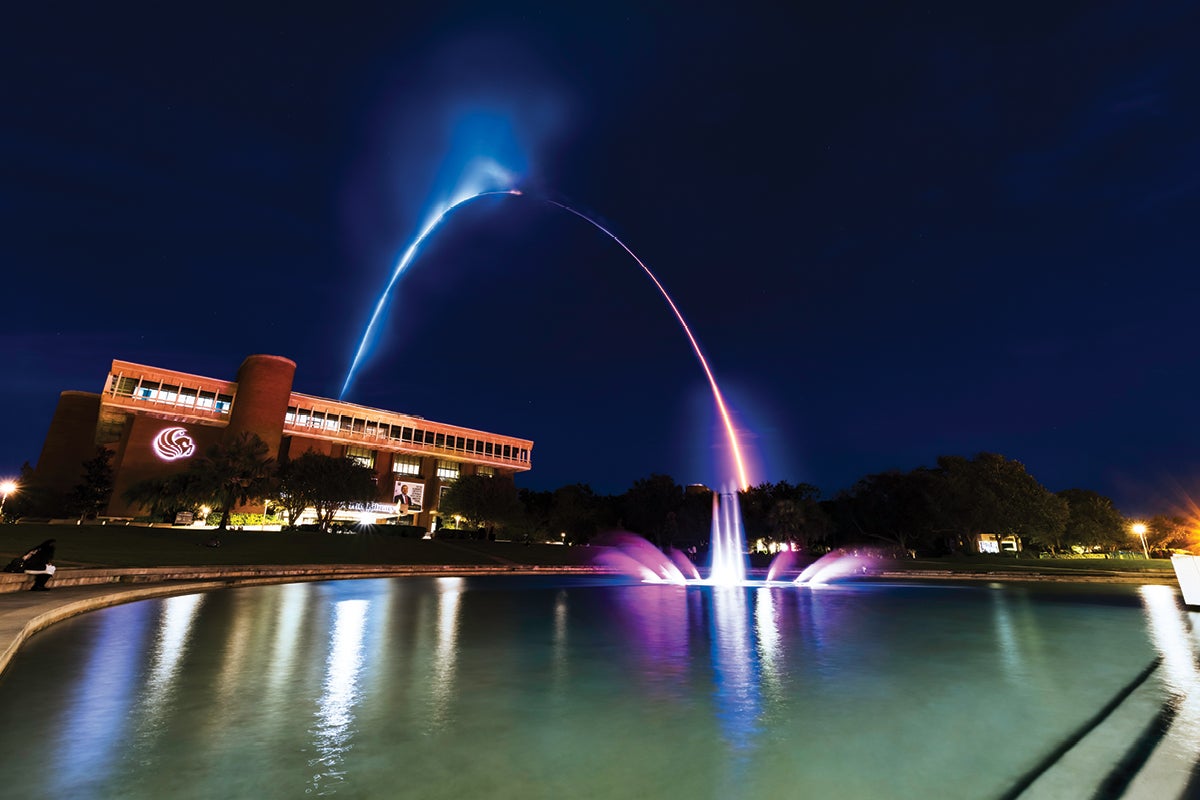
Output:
[
  {"xmin": 340, "ymin": 190, "xmax": 521, "ymax": 399},
  {"xmin": 543, "ymin": 200, "xmax": 752, "ymax": 491},
  {"xmin": 340, "ymin": 189, "xmax": 751, "ymax": 491}
]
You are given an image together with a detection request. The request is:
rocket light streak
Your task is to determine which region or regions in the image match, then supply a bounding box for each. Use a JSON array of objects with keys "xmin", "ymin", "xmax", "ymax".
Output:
[
  {"xmin": 339, "ymin": 190, "xmax": 521, "ymax": 400},
  {"xmin": 544, "ymin": 199, "xmax": 752, "ymax": 491},
  {"xmin": 341, "ymin": 189, "xmax": 750, "ymax": 491}
]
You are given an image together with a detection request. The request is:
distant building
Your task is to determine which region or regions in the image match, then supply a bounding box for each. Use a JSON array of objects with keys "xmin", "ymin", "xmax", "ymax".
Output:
[{"xmin": 33, "ymin": 354, "xmax": 533, "ymax": 526}]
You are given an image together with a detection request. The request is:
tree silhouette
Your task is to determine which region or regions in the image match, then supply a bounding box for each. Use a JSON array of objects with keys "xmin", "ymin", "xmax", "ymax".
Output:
[{"xmin": 195, "ymin": 433, "xmax": 275, "ymax": 531}]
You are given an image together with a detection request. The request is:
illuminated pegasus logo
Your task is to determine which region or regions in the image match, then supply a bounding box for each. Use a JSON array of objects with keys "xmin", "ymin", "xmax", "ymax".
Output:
[{"xmin": 153, "ymin": 427, "xmax": 196, "ymax": 461}]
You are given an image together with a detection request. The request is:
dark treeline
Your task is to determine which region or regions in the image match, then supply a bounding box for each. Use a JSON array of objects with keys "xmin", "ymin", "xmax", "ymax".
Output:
[
  {"xmin": 6, "ymin": 445, "xmax": 1192, "ymax": 556},
  {"xmin": 504, "ymin": 453, "xmax": 1193, "ymax": 557}
]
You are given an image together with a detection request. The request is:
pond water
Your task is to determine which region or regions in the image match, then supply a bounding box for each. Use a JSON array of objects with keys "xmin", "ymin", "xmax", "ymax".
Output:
[{"xmin": 0, "ymin": 576, "xmax": 1194, "ymax": 798}]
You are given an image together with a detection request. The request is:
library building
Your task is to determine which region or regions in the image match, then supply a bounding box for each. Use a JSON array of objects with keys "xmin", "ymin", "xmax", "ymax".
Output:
[{"xmin": 32, "ymin": 354, "xmax": 533, "ymax": 528}]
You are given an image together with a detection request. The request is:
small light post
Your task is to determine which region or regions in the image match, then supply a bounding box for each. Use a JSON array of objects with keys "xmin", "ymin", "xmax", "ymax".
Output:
[
  {"xmin": 0, "ymin": 480, "xmax": 17, "ymax": 519},
  {"xmin": 1132, "ymin": 522, "xmax": 1150, "ymax": 559}
]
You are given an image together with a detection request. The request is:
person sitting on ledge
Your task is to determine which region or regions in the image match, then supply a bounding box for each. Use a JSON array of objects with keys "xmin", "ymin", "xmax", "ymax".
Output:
[{"xmin": 19, "ymin": 539, "xmax": 56, "ymax": 591}]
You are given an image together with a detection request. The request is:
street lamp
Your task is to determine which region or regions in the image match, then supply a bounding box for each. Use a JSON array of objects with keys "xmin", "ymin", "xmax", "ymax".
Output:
[
  {"xmin": 1131, "ymin": 522, "xmax": 1150, "ymax": 559},
  {"xmin": 0, "ymin": 480, "xmax": 17, "ymax": 518}
]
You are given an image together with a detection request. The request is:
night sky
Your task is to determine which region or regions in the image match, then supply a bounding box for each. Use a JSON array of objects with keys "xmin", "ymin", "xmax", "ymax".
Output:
[{"xmin": 4, "ymin": 2, "xmax": 1198, "ymax": 515}]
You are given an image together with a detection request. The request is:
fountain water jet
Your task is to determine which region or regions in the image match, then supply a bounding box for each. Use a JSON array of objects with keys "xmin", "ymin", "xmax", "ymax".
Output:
[
  {"xmin": 709, "ymin": 491, "xmax": 748, "ymax": 585},
  {"xmin": 794, "ymin": 550, "xmax": 872, "ymax": 585}
]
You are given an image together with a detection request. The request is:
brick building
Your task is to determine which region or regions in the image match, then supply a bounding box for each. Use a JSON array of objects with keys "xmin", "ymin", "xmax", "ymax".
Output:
[{"xmin": 33, "ymin": 355, "xmax": 533, "ymax": 527}]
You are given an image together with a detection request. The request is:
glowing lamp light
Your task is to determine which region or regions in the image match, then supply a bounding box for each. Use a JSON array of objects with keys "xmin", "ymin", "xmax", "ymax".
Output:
[
  {"xmin": 1132, "ymin": 522, "xmax": 1150, "ymax": 559},
  {"xmin": 0, "ymin": 480, "xmax": 16, "ymax": 516},
  {"xmin": 153, "ymin": 427, "xmax": 196, "ymax": 461}
]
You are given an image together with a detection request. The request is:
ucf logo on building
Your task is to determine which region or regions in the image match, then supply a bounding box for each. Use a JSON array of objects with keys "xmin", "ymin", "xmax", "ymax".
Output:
[{"xmin": 152, "ymin": 427, "xmax": 196, "ymax": 461}]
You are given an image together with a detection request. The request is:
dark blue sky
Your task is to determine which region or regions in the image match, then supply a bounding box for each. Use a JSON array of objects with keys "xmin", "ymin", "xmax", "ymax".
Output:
[{"xmin": 4, "ymin": 2, "xmax": 1198, "ymax": 515}]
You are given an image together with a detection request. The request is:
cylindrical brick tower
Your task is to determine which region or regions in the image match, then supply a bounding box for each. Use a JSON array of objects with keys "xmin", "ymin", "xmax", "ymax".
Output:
[
  {"xmin": 223, "ymin": 355, "xmax": 296, "ymax": 458},
  {"xmin": 33, "ymin": 391, "xmax": 102, "ymax": 498}
]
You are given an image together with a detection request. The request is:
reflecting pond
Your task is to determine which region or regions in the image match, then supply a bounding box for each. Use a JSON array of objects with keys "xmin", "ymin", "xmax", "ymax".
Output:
[{"xmin": 0, "ymin": 577, "xmax": 1192, "ymax": 798}]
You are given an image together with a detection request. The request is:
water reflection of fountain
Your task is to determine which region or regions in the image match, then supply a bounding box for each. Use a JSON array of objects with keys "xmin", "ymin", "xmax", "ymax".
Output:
[{"xmin": 610, "ymin": 582, "xmax": 780, "ymax": 766}]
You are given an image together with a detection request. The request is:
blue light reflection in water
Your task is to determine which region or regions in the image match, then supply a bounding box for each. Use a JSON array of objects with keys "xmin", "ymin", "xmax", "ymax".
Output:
[
  {"xmin": 50, "ymin": 601, "xmax": 155, "ymax": 796},
  {"xmin": 707, "ymin": 586, "xmax": 761, "ymax": 756},
  {"xmin": 0, "ymin": 577, "xmax": 1194, "ymax": 799}
]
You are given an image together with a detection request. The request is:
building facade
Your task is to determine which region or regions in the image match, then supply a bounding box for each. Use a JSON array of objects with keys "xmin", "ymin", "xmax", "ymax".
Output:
[{"xmin": 33, "ymin": 355, "xmax": 533, "ymax": 527}]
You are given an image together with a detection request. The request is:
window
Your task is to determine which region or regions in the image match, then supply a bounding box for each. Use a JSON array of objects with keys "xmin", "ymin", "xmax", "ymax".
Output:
[
  {"xmin": 485, "ymin": 442, "xmax": 494, "ymax": 456},
  {"xmin": 346, "ymin": 446, "xmax": 375, "ymax": 469},
  {"xmin": 435, "ymin": 433, "xmax": 446, "ymax": 449},
  {"xmin": 476, "ymin": 466, "xmax": 495, "ymax": 478},
  {"xmin": 436, "ymin": 460, "xmax": 460, "ymax": 481},
  {"xmin": 215, "ymin": 394, "xmax": 233, "ymax": 413},
  {"xmin": 392, "ymin": 454, "xmax": 421, "ymax": 476},
  {"xmin": 112, "ymin": 376, "xmax": 138, "ymax": 396}
]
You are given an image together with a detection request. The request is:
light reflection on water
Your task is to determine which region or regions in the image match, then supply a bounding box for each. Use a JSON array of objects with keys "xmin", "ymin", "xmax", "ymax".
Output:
[
  {"xmin": 138, "ymin": 594, "xmax": 205, "ymax": 738},
  {"xmin": 50, "ymin": 601, "xmax": 154, "ymax": 796},
  {"xmin": 428, "ymin": 577, "xmax": 463, "ymax": 731},
  {"xmin": 0, "ymin": 577, "xmax": 1194, "ymax": 799},
  {"xmin": 309, "ymin": 598, "xmax": 369, "ymax": 795}
]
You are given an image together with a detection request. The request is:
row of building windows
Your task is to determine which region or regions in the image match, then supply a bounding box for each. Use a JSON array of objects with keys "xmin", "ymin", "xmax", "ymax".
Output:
[
  {"xmin": 392, "ymin": 454, "xmax": 420, "ymax": 476},
  {"xmin": 109, "ymin": 376, "xmax": 233, "ymax": 414},
  {"xmin": 284, "ymin": 406, "xmax": 529, "ymax": 463},
  {"xmin": 345, "ymin": 450, "xmax": 494, "ymax": 482}
]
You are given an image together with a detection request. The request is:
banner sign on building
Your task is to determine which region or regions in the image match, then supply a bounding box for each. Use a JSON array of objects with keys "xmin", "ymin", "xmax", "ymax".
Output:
[
  {"xmin": 393, "ymin": 481, "xmax": 425, "ymax": 515},
  {"xmin": 347, "ymin": 502, "xmax": 401, "ymax": 515}
]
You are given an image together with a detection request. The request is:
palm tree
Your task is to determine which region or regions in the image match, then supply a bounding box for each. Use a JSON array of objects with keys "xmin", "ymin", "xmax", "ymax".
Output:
[
  {"xmin": 195, "ymin": 432, "xmax": 275, "ymax": 531},
  {"xmin": 122, "ymin": 470, "xmax": 208, "ymax": 522}
]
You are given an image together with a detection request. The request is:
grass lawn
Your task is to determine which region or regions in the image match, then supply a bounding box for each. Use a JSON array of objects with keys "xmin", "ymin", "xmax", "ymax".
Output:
[
  {"xmin": 0, "ymin": 523, "xmax": 595, "ymax": 569},
  {"xmin": 0, "ymin": 523, "xmax": 1178, "ymax": 578},
  {"xmin": 899, "ymin": 553, "xmax": 1175, "ymax": 576}
]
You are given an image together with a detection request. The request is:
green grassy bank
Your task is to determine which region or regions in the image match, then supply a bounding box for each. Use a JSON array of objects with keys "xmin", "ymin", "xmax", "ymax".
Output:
[
  {"xmin": 0, "ymin": 523, "xmax": 594, "ymax": 569},
  {"xmin": 0, "ymin": 523, "xmax": 1178, "ymax": 578}
]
